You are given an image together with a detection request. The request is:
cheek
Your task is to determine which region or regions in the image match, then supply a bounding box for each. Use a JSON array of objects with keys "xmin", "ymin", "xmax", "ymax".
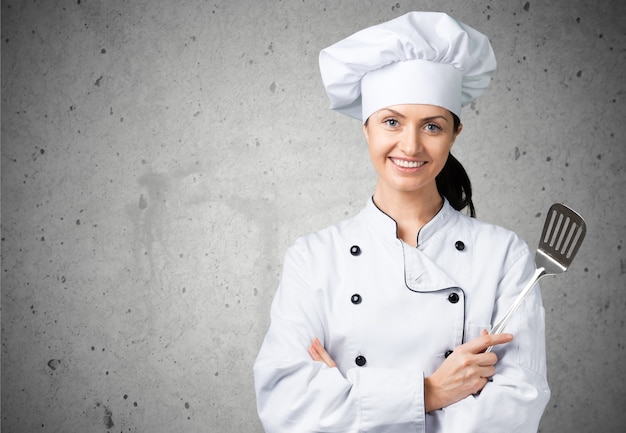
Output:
[
  {"xmin": 366, "ymin": 135, "xmax": 383, "ymax": 159},
  {"xmin": 367, "ymin": 144, "xmax": 384, "ymax": 171},
  {"xmin": 432, "ymin": 137, "xmax": 454, "ymax": 157},
  {"xmin": 438, "ymin": 145, "xmax": 452, "ymax": 159},
  {"xmin": 435, "ymin": 149, "xmax": 451, "ymax": 169},
  {"xmin": 367, "ymin": 131, "xmax": 394, "ymax": 155},
  {"xmin": 366, "ymin": 141, "xmax": 391, "ymax": 176}
]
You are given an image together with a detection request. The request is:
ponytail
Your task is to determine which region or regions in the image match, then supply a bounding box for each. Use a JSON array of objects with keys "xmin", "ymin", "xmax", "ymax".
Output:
[{"xmin": 436, "ymin": 113, "xmax": 476, "ymax": 217}]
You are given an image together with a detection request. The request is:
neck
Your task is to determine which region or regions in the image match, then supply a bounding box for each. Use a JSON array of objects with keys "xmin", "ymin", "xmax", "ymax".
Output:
[{"xmin": 373, "ymin": 182, "xmax": 443, "ymax": 246}]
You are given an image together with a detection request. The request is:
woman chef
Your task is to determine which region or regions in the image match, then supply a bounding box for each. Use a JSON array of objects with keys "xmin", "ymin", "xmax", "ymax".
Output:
[{"xmin": 254, "ymin": 11, "xmax": 550, "ymax": 433}]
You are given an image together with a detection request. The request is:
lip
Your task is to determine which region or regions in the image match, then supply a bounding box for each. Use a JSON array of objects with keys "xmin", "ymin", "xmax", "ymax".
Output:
[{"xmin": 389, "ymin": 157, "xmax": 427, "ymax": 172}]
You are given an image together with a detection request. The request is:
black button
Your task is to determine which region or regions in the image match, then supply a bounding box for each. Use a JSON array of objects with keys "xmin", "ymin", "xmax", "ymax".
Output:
[
  {"xmin": 351, "ymin": 294, "xmax": 362, "ymax": 304},
  {"xmin": 445, "ymin": 350, "xmax": 453, "ymax": 358},
  {"xmin": 350, "ymin": 245, "xmax": 361, "ymax": 256},
  {"xmin": 455, "ymin": 241, "xmax": 465, "ymax": 251},
  {"xmin": 355, "ymin": 355, "xmax": 367, "ymax": 367},
  {"xmin": 448, "ymin": 293, "xmax": 460, "ymax": 304}
]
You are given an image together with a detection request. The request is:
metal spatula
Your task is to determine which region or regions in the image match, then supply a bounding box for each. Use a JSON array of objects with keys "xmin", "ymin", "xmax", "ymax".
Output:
[{"xmin": 486, "ymin": 203, "xmax": 586, "ymax": 352}]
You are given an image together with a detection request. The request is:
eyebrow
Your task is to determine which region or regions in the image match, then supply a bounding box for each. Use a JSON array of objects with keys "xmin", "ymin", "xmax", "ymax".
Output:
[{"xmin": 378, "ymin": 108, "xmax": 450, "ymax": 123}]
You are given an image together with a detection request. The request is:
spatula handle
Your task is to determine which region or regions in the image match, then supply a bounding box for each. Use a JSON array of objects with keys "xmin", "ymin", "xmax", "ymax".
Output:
[{"xmin": 486, "ymin": 267, "xmax": 546, "ymax": 353}]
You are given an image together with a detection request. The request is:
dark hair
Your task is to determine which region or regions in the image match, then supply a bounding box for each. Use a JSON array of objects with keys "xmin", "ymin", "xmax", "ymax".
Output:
[{"xmin": 436, "ymin": 113, "xmax": 476, "ymax": 217}]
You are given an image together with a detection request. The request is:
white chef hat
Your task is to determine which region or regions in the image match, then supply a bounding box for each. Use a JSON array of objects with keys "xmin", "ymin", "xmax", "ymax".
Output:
[{"xmin": 319, "ymin": 11, "xmax": 497, "ymax": 122}]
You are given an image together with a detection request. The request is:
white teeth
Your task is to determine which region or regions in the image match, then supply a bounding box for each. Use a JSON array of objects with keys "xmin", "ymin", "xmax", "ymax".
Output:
[{"xmin": 392, "ymin": 158, "xmax": 425, "ymax": 168}]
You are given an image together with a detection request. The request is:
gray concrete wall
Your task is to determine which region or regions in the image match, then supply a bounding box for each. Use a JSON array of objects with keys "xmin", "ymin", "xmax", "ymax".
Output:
[{"xmin": 2, "ymin": 0, "xmax": 624, "ymax": 432}]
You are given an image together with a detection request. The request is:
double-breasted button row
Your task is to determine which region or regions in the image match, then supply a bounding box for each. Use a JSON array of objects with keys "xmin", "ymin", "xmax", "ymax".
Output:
[
  {"xmin": 350, "ymin": 247, "xmax": 363, "ymax": 305},
  {"xmin": 353, "ymin": 241, "xmax": 464, "ymax": 253},
  {"xmin": 448, "ymin": 292, "xmax": 460, "ymax": 304}
]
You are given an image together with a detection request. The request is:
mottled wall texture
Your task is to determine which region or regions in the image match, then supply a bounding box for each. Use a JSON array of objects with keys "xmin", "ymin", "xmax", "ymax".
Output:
[{"xmin": 2, "ymin": 0, "xmax": 624, "ymax": 432}]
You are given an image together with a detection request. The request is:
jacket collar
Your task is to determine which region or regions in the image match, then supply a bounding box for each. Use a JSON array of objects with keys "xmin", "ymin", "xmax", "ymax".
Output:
[{"xmin": 362, "ymin": 195, "xmax": 457, "ymax": 247}]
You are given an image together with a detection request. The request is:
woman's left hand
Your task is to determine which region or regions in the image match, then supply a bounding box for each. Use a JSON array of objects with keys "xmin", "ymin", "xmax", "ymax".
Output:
[{"xmin": 308, "ymin": 337, "xmax": 337, "ymax": 368}]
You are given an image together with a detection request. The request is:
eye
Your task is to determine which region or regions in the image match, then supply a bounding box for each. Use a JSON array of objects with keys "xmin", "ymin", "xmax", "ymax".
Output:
[
  {"xmin": 384, "ymin": 118, "xmax": 399, "ymax": 127},
  {"xmin": 425, "ymin": 123, "xmax": 442, "ymax": 132}
]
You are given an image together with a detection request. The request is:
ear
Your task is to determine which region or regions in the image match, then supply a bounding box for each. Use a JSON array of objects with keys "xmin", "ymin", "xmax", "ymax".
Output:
[
  {"xmin": 362, "ymin": 122, "xmax": 370, "ymax": 143},
  {"xmin": 450, "ymin": 123, "xmax": 463, "ymax": 149}
]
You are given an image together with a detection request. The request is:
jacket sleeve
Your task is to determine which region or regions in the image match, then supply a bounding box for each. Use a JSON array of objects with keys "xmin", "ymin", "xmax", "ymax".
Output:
[
  {"xmin": 427, "ymin": 244, "xmax": 551, "ymax": 432},
  {"xmin": 253, "ymin": 239, "xmax": 427, "ymax": 433}
]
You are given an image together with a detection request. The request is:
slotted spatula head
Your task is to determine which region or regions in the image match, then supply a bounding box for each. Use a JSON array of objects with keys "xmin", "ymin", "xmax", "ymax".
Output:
[{"xmin": 535, "ymin": 203, "xmax": 586, "ymax": 275}]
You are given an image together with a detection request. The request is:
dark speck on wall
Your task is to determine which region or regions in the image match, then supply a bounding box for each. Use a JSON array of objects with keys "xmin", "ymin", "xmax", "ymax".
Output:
[
  {"xmin": 47, "ymin": 359, "xmax": 61, "ymax": 370},
  {"xmin": 103, "ymin": 407, "xmax": 114, "ymax": 428},
  {"xmin": 523, "ymin": 2, "xmax": 530, "ymax": 11}
]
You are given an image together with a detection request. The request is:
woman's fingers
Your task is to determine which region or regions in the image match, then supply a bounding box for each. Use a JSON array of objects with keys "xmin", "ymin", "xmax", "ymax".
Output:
[
  {"xmin": 309, "ymin": 338, "xmax": 337, "ymax": 368},
  {"xmin": 424, "ymin": 330, "xmax": 514, "ymax": 411},
  {"xmin": 462, "ymin": 330, "xmax": 514, "ymax": 354},
  {"xmin": 476, "ymin": 364, "xmax": 497, "ymax": 379},
  {"xmin": 308, "ymin": 344, "xmax": 322, "ymax": 362}
]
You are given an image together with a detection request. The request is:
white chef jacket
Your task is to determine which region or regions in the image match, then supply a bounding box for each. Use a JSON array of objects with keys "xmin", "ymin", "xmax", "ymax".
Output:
[{"xmin": 254, "ymin": 198, "xmax": 550, "ymax": 433}]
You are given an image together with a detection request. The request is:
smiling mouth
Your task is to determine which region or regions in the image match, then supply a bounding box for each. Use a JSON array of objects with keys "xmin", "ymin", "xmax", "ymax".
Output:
[{"xmin": 390, "ymin": 158, "xmax": 426, "ymax": 168}]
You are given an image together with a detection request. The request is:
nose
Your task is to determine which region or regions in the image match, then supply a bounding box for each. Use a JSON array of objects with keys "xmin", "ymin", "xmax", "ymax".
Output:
[{"xmin": 398, "ymin": 126, "xmax": 422, "ymax": 156}]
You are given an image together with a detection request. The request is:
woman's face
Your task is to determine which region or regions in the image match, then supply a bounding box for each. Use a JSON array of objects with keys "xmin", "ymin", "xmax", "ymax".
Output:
[{"xmin": 363, "ymin": 104, "xmax": 461, "ymax": 197}]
